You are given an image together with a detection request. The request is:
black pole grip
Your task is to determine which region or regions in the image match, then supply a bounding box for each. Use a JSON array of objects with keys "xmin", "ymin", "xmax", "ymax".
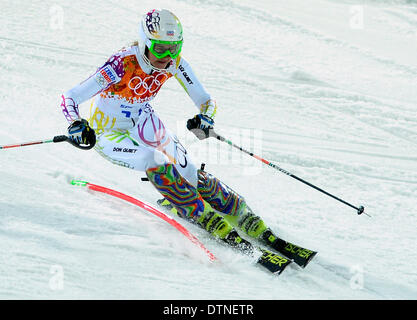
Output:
[{"xmin": 53, "ymin": 135, "xmax": 69, "ymax": 143}]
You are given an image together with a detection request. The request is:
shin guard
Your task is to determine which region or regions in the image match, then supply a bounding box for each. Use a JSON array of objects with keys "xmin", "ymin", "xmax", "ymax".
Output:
[
  {"xmin": 146, "ymin": 163, "xmax": 209, "ymax": 220},
  {"xmin": 197, "ymin": 170, "xmax": 246, "ymax": 217}
]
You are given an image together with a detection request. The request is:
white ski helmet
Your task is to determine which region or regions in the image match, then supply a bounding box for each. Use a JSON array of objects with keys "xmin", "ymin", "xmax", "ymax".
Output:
[{"xmin": 138, "ymin": 9, "xmax": 183, "ymax": 72}]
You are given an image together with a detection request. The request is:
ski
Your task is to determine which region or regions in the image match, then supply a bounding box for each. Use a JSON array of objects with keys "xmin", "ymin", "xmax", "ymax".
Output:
[
  {"xmin": 157, "ymin": 198, "xmax": 293, "ymax": 275},
  {"xmin": 260, "ymin": 229, "xmax": 317, "ymax": 268},
  {"xmin": 157, "ymin": 197, "xmax": 317, "ymax": 268},
  {"xmin": 255, "ymin": 248, "xmax": 292, "ymax": 275}
]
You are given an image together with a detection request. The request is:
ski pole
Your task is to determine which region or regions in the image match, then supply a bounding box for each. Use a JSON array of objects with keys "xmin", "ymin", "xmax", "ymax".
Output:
[
  {"xmin": 0, "ymin": 135, "xmax": 69, "ymax": 149},
  {"xmin": 0, "ymin": 135, "xmax": 95, "ymax": 150},
  {"xmin": 207, "ymin": 130, "xmax": 368, "ymax": 217}
]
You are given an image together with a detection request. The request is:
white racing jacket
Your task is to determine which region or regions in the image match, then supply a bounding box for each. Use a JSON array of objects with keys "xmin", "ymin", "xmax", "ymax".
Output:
[{"xmin": 60, "ymin": 45, "xmax": 217, "ymax": 132}]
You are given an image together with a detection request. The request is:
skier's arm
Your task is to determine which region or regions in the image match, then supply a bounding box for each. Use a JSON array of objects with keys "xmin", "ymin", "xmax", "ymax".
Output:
[
  {"xmin": 171, "ymin": 57, "xmax": 217, "ymax": 120},
  {"xmin": 60, "ymin": 55, "xmax": 123, "ymax": 123},
  {"xmin": 170, "ymin": 57, "xmax": 217, "ymax": 139},
  {"xmin": 60, "ymin": 76, "xmax": 102, "ymax": 123}
]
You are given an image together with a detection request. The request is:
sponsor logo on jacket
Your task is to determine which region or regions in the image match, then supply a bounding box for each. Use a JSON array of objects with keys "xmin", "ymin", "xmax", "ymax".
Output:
[
  {"xmin": 95, "ymin": 65, "xmax": 118, "ymax": 89},
  {"xmin": 178, "ymin": 65, "xmax": 193, "ymax": 85},
  {"xmin": 113, "ymin": 147, "xmax": 138, "ymax": 153}
]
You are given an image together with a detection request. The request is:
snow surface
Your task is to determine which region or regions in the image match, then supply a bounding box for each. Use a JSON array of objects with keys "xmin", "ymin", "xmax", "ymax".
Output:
[{"xmin": 1, "ymin": 0, "xmax": 416, "ymax": 299}]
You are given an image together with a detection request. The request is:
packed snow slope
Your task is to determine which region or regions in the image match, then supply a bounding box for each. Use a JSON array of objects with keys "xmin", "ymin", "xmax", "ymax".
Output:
[{"xmin": 1, "ymin": 0, "xmax": 416, "ymax": 299}]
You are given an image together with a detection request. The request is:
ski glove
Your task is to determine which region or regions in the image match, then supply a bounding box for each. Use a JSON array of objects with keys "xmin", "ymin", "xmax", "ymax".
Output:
[
  {"xmin": 186, "ymin": 114, "xmax": 214, "ymax": 140},
  {"xmin": 67, "ymin": 119, "xmax": 96, "ymax": 148}
]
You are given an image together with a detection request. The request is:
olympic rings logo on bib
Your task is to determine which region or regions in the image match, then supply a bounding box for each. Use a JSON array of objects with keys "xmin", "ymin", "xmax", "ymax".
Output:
[{"xmin": 128, "ymin": 73, "xmax": 169, "ymax": 97}]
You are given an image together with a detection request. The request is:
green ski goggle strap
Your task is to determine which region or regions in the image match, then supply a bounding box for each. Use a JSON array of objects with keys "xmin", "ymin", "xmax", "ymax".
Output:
[{"xmin": 148, "ymin": 39, "xmax": 183, "ymax": 59}]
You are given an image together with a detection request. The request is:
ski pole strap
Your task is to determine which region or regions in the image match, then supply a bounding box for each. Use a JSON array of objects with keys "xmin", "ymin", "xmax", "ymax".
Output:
[
  {"xmin": 210, "ymin": 130, "xmax": 368, "ymax": 217},
  {"xmin": 64, "ymin": 137, "xmax": 95, "ymax": 150},
  {"xmin": 56, "ymin": 134, "xmax": 96, "ymax": 150}
]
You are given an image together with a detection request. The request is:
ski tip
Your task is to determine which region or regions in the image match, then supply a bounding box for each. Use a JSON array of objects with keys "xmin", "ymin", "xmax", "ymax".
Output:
[{"xmin": 299, "ymin": 251, "xmax": 318, "ymax": 268}]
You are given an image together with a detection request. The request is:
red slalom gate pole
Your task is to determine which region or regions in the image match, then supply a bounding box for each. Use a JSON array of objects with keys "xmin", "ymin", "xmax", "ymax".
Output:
[{"xmin": 71, "ymin": 179, "xmax": 217, "ymax": 262}]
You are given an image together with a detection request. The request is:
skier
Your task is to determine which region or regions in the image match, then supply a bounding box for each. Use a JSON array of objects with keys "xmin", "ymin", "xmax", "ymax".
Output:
[{"xmin": 60, "ymin": 9, "xmax": 280, "ymax": 254}]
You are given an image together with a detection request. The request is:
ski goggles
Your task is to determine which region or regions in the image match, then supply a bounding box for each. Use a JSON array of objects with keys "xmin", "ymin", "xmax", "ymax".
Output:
[{"xmin": 148, "ymin": 39, "xmax": 183, "ymax": 59}]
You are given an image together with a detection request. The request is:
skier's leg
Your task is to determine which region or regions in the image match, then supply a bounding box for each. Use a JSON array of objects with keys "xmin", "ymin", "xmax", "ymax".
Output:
[
  {"xmin": 132, "ymin": 104, "xmax": 201, "ymax": 186},
  {"xmin": 146, "ymin": 163, "xmax": 253, "ymax": 253},
  {"xmin": 92, "ymin": 106, "xmax": 252, "ymax": 252},
  {"xmin": 93, "ymin": 129, "xmax": 169, "ymax": 171},
  {"xmin": 94, "ymin": 126, "xmax": 269, "ymax": 245},
  {"xmin": 89, "ymin": 101, "xmax": 199, "ymax": 186}
]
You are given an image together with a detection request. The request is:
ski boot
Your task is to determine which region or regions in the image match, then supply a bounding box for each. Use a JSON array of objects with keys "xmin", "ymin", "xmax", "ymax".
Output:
[{"xmin": 198, "ymin": 210, "xmax": 253, "ymax": 255}]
